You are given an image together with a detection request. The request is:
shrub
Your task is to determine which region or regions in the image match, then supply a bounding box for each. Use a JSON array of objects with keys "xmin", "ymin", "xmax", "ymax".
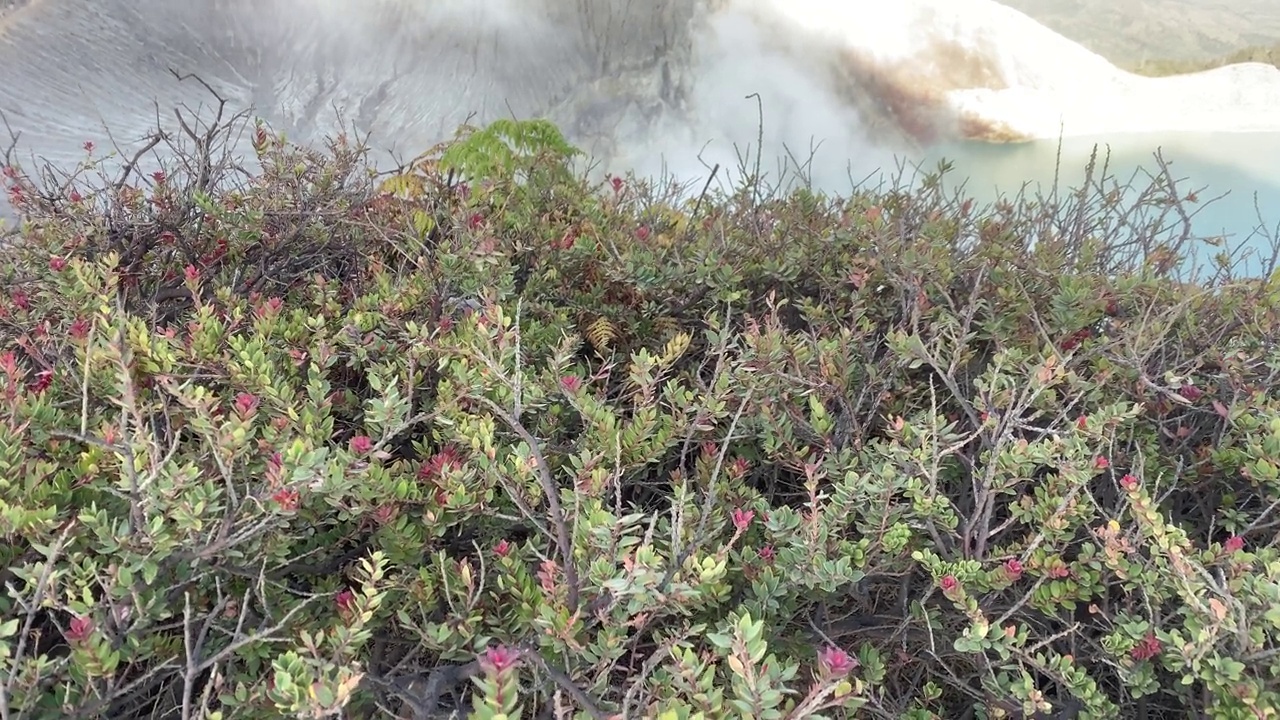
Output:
[{"xmin": 0, "ymin": 96, "xmax": 1278, "ymax": 720}]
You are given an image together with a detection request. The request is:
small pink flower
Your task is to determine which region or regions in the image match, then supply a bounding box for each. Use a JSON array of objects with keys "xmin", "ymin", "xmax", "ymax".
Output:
[
  {"xmin": 1181, "ymin": 385, "xmax": 1203, "ymax": 401},
  {"xmin": 468, "ymin": 212, "xmax": 485, "ymax": 230},
  {"xmin": 1130, "ymin": 632, "xmax": 1161, "ymax": 661},
  {"xmin": 335, "ymin": 588, "xmax": 357, "ymax": 622},
  {"xmin": 69, "ymin": 317, "xmax": 91, "ymax": 340},
  {"xmin": 1003, "ymin": 558, "xmax": 1023, "ymax": 581},
  {"xmin": 49, "ymin": 256, "xmax": 67, "ymax": 272},
  {"xmin": 68, "ymin": 189, "xmax": 82, "ymax": 203},
  {"xmin": 184, "ymin": 265, "xmax": 200, "ymax": 284},
  {"xmin": 732, "ymin": 507, "xmax": 755, "ymax": 531},
  {"xmin": 494, "ymin": 539, "xmax": 512, "ymax": 558},
  {"xmin": 817, "ymin": 645, "xmax": 857, "ymax": 677},
  {"xmin": 64, "ymin": 615, "xmax": 94, "ymax": 644},
  {"xmin": 272, "ymin": 487, "xmax": 300, "ymax": 512},
  {"xmin": 255, "ymin": 297, "xmax": 284, "ymax": 319},
  {"xmin": 1223, "ymin": 535, "xmax": 1245, "ymax": 554},
  {"xmin": 152, "ymin": 170, "xmax": 166, "ymax": 184},
  {"xmin": 83, "ymin": 141, "xmax": 95, "ymax": 154},
  {"xmin": 560, "ymin": 375, "xmax": 582, "ymax": 393},
  {"xmin": 757, "ymin": 545, "xmax": 775, "ymax": 564},
  {"xmin": 480, "ymin": 644, "xmax": 522, "ymax": 674},
  {"xmin": 371, "ymin": 503, "xmax": 398, "ymax": 525},
  {"xmin": 233, "ymin": 392, "xmax": 259, "ymax": 416},
  {"xmin": 729, "ymin": 457, "xmax": 751, "ymax": 479},
  {"xmin": 419, "ymin": 446, "xmax": 464, "ymax": 480},
  {"xmin": 30, "ymin": 369, "xmax": 53, "ymax": 394},
  {"xmin": 1094, "ymin": 456, "xmax": 1110, "ymax": 470},
  {"xmin": 1120, "ymin": 474, "xmax": 1139, "ymax": 492},
  {"xmin": 349, "ymin": 435, "xmax": 374, "ymax": 454},
  {"xmin": 11, "ymin": 290, "xmax": 28, "ymax": 310},
  {"xmin": 635, "ymin": 225, "xmax": 651, "ymax": 241},
  {"xmin": 610, "ymin": 176, "xmax": 624, "ymax": 193},
  {"xmin": 1076, "ymin": 415, "xmax": 1088, "ymax": 430},
  {"xmin": 939, "ymin": 575, "xmax": 962, "ymax": 600}
]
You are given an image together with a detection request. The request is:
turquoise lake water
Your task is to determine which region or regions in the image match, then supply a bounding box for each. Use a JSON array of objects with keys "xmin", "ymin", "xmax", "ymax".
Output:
[{"xmin": 917, "ymin": 132, "xmax": 1280, "ymax": 279}]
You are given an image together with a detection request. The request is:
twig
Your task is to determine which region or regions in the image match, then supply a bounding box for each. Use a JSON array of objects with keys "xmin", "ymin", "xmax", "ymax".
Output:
[
  {"xmin": 471, "ymin": 394, "xmax": 581, "ymax": 613},
  {"xmin": 1, "ymin": 520, "xmax": 78, "ymax": 720}
]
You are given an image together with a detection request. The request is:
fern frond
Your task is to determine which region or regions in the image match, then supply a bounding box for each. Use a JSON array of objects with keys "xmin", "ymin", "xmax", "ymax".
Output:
[
  {"xmin": 584, "ymin": 316, "xmax": 617, "ymax": 354},
  {"xmin": 658, "ymin": 330, "xmax": 691, "ymax": 369}
]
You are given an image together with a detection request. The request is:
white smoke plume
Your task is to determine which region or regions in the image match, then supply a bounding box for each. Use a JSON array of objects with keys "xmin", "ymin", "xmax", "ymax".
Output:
[{"xmin": 0, "ymin": 0, "xmax": 910, "ymax": 195}]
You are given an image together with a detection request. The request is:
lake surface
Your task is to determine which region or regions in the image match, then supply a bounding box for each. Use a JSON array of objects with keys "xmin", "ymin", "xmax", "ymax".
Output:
[{"xmin": 915, "ymin": 132, "xmax": 1280, "ymax": 278}]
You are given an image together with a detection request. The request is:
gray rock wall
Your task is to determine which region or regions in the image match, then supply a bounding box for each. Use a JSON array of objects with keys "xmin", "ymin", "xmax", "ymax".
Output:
[{"xmin": 0, "ymin": 0, "xmax": 700, "ymax": 172}]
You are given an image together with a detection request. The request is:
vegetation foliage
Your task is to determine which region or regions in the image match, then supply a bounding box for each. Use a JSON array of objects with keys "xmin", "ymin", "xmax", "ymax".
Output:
[{"xmin": 0, "ymin": 83, "xmax": 1278, "ymax": 720}]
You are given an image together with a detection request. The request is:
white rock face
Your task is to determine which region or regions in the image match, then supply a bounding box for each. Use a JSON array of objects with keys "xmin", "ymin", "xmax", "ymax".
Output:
[
  {"xmin": 0, "ymin": 0, "xmax": 1276, "ymax": 180},
  {"xmin": 729, "ymin": 0, "xmax": 1280, "ymax": 143}
]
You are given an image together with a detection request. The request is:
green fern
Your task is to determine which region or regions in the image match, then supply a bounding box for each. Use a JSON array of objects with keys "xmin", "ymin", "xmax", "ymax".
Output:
[{"xmin": 439, "ymin": 118, "xmax": 581, "ymax": 183}]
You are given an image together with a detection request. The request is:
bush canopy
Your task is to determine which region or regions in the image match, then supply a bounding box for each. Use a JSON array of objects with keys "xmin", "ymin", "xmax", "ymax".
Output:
[{"xmin": 0, "ymin": 93, "xmax": 1278, "ymax": 720}]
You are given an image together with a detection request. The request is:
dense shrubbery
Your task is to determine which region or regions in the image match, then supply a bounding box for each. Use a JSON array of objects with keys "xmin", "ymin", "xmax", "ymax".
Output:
[{"xmin": 0, "ymin": 94, "xmax": 1278, "ymax": 720}]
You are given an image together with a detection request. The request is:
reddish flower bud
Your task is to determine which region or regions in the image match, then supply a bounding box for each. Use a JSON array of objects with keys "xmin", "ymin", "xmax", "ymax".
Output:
[
  {"xmin": 49, "ymin": 256, "xmax": 67, "ymax": 272},
  {"xmin": 732, "ymin": 507, "xmax": 755, "ymax": 531},
  {"xmin": 1223, "ymin": 535, "xmax": 1245, "ymax": 554},
  {"xmin": 272, "ymin": 487, "xmax": 300, "ymax": 512},
  {"xmin": 1076, "ymin": 415, "xmax": 1088, "ymax": 430},
  {"xmin": 83, "ymin": 141, "xmax": 95, "ymax": 154},
  {"xmin": 635, "ymin": 225, "xmax": 651, "ymax": 241},
  {"xmin": 11, "ymin": 290, "xmax": 28, "ymax": 310},
  {"xmin": 335, "ymin": 588, "xmax": 357, "ymax": 622},
  {"xmin": 817, "ymin": 645, "xmax": 857, "ymax": 677},
  {"xmin": 1130, "ymin": 632, "xmax": 1161, "ymax": 661},
  {"xmin": 939, "ymin": 575, "xmax": 958, "ymax": 592},
  {"xmin": 610, "ymin": 175, "xmax": 624, "ymax": 193},
  {"xmin": 1003, "ymin": 558, "xmax": 1023, "ymax": 581},
  {"xmin": 420, "ymin": 446, "xmax": 464, "ymax": 480},
  {"xmin": 1094, "ymin": 456, "xmax": 1110, "ymax": 470},
  {"xmin": 371, "ymin": 503, "xmax": 398, "ymax": 525},
  {"xmin": 30, "ymin": 369, "xmax": 53, "ymax": 394},
  {"xmin": 480, "ymin": 644, "xmax": 522, "ymax": 675},
  {"xmin": 184, "ymin": 265, "xmax": 200, "ymax": 284},
  {"xmin": 233, "ymin": 392, "xmax": 259, "ymax": 416},
  {"xmin": 1181, "ymin": 385, "xmax": 1203, "ymax": 401},
  {"xmin": 559, "ymin": 375, "xmax": 582, "ymax": 393},
  {"xmin": 757, "ymin": 545, "xmax": 775, "ymax": 564},
  {"xmin": 69, "ymin": 317, "xmax": 91, "ymax": 340},
  {"xmin": 494, "ymin": 539, "xmax": 512, "ymax": 558},
  {"xmin": 65, "ymin": 615, "xmax": 94, "ymax": 644},
  {"xmin": 152, "ymin": 170, "xmax": 166, "ymax": 185},
  {"xmin": 1120, "ymin": 474, "xmax": 1139, "ymax": 492},
  {"xmin": 349, "ymin": 435, "xmax": 374, "ymax": 454}
]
